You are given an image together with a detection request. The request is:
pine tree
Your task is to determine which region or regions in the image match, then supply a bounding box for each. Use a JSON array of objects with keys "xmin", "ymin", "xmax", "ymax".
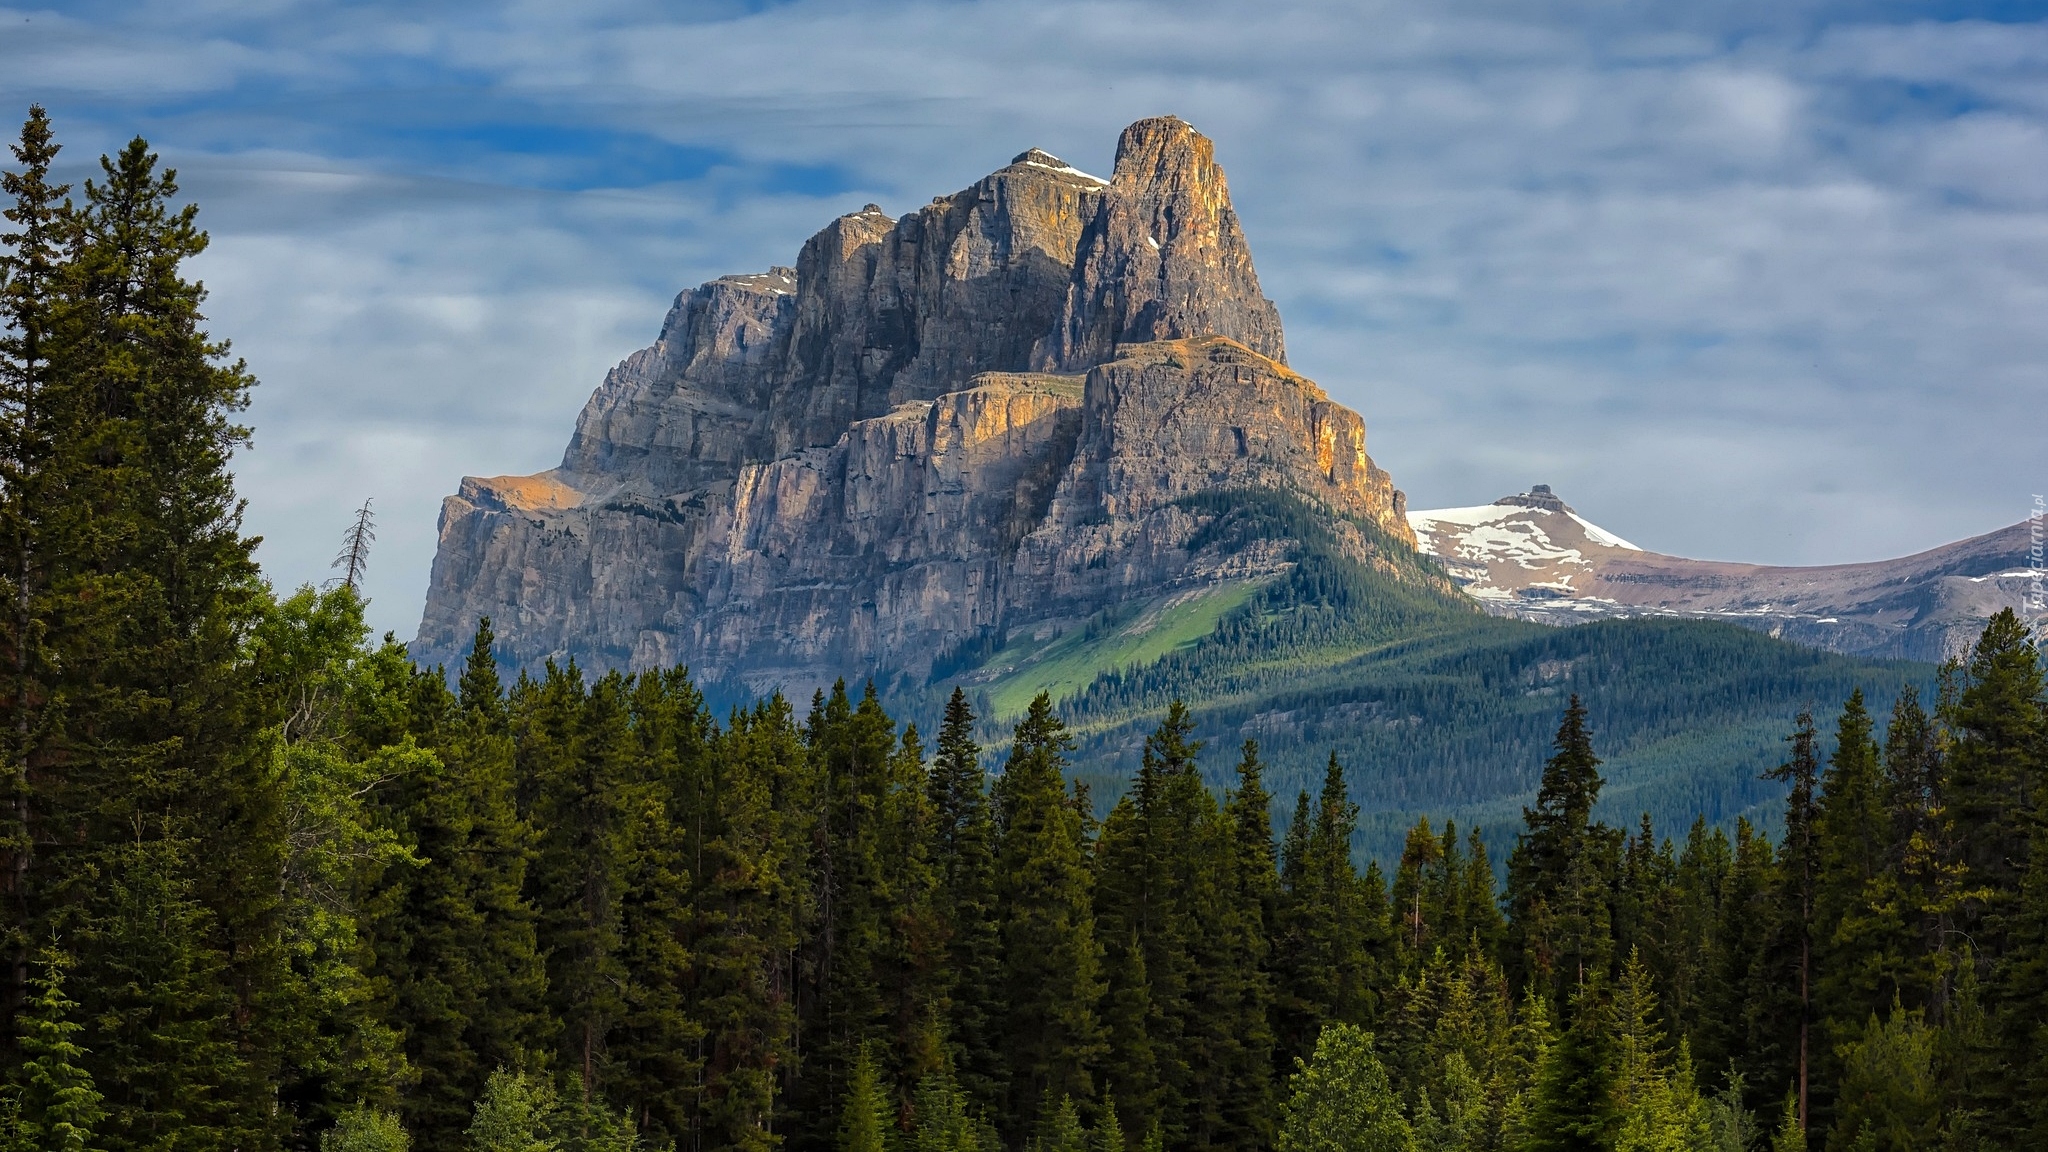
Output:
[
  {"xmin": 1764, "ymin": 711, "xmax": 1822, "ymax": 1135},
  {"xmin": 1944, "ymin": 609, "xmax": 2044, "ymax": 955},
  {"xmin": 838, "ymin": 1044, "xmax": 892, "ymax": 1152},
  {"xmin": 8, "ymin": 946, "xmax": 102, "ymax": 1152},
  {"xmin": 688, "ymin": 695, "xmax": 812, "ymax": 1152},
  {"xmin": 0, "ymin": 108, "xmax": 69, "ymax": 1040},
  {"xmin": 1522, "ymin": 981, "xmax": 1619, "ymax": 1152},
  {"xmin": 609, "ymin": 669, "xmax": 710, "ymax": 1144},
  {"xmin": 1876, "ymin": 686, "xmax": 1949, "ymax": 1018},
  {"xmin": 1212, "ymin": 739, "xmax": 1278, "ymax": 1151},
  {"xmin": 368, "ymin": 621, "xmax": 549, "ymax": 1145},
  {"xmin": 1032, "ymin": 1095, "xmax": 1085, "ymax": 1152},
  {"xmin": 466, "ymin": 1069, "xmax": 558, "ymax": 1152},
  {"xmin": 992, "ymin": 694, "xmax": 1105, "ymax": 1136},
  {"xmin": 1507, "ymin": 696, "xmax": 1617, "ymax": 1004},
  {"xmin": 928, "ymin": 689, "xmax": 1006, "ymax": 1113},
  {"xmin": 322, "ymin": 1107, "xmax": 411, "ymax": 1152},
  {"xmin": 1274, "ymin": 756, "xmax": 1377, "ymax": 1068},
  {"xmin": 6, "ymin": 129, "xmax": 281, "ymax": 1148},
  {"xmin": 1812, "ymin": 689, "xmax": 1891, "ymax": 1135}
]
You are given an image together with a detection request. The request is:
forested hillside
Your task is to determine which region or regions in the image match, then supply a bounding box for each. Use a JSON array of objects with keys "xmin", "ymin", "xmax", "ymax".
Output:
[
  {"xmin": 5, "ymin": 113, "xmax": 2046, "ymax": 1152},
  {"xmin": 922, "ymin": 491, "xmax": 1928, "ymax": 869}
]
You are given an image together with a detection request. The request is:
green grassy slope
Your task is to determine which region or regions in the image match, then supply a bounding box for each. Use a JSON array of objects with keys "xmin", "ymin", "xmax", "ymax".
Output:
[{"xmin": 928, "ymin": 488, "xmax": 1933, "ymax": 868}]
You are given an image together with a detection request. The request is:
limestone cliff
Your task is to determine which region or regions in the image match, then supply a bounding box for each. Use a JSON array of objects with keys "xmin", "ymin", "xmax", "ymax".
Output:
[{"xmin": 415, "ymin": 117, "xmax": 1412, "ymax": 689}]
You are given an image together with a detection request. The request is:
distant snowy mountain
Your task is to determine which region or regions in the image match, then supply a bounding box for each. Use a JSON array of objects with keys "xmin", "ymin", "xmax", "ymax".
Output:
[{"xmin": 1409, "ymin": 486, "xmax": 2038, "ymax": 662}]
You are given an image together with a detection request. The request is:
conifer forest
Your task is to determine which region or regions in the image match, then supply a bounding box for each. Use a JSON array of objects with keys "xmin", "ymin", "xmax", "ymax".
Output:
[{"xmin": 5, "ymin": 113, "xmax": 2048, "ymax": 1152}]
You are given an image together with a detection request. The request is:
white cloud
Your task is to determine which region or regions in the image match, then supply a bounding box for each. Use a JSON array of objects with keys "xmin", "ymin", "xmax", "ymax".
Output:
[{"xmin": 3, "ymin": 0, "xmax": 2044, "ymax": 637}]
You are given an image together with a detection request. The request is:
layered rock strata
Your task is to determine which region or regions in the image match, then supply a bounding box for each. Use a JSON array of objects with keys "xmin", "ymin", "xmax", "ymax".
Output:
[{"xmin": 415, "ymin": 118, "xmax": 1410, "ymax": 688}]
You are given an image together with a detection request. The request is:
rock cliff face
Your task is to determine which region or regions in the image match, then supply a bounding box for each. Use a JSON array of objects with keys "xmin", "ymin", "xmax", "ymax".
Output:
[{"xmin": 415, "ymin": 118, "xmax": 1411, "ymax": 689}]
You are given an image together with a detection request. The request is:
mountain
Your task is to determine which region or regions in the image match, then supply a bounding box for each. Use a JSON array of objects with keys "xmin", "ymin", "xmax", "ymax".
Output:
[
  {"xmin": 1410, "ymin": 485, "xmax": 2037, "ymax": 663},
  {"xmin": 415, "ymin": 117, "xmax": 1413, "ymax": 691},
  {"xmin": 414, "ymin": 117, "xmax": 1940, "ymax": 864}
]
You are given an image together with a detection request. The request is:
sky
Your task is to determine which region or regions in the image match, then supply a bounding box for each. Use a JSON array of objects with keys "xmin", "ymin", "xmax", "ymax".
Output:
[{"xmin": 3, "ymin": 0, "xmax": 2045, "ymax": 640}]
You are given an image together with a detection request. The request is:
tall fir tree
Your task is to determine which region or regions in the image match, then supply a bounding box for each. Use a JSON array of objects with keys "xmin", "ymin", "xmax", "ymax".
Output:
[
  {"xmin": 366, "ymin": 621, "xmax": 549, "ymax": 1146},
  {"xmin": 991, "ymin": 693, "xmax": 1106, "ymax": 1138},
  {"xmin": 928, "ymin": 689, "xmax": 1006, "ymax": 1115},
  {"xmin": 1765, "ymin": 711, "xmax": 1822, "ymax": 1135},
  {"xmin": 1507, "ymin": 696, "xmax": 1618, "ymax": 1005}
]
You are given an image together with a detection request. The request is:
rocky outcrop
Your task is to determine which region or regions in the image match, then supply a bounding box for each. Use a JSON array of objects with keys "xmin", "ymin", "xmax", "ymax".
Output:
[
  {"xmin": 1410, "ymin": 489, "xmax": 2040, "ymax": 662},
  {"xmin": 415, "ymin": 118, "xmax": 1410, "ymax": 690}
]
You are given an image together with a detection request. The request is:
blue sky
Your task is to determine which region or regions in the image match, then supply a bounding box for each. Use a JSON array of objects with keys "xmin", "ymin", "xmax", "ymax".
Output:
[{"xmin": 4, "ymin": 0, "xmax": 2045, "ymax": 639}]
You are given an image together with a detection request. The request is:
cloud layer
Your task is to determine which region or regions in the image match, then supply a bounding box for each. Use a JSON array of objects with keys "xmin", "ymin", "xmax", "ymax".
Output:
[{"xmin": 4, "ymin": 0, "xmax": 2044, "ymax": 639}]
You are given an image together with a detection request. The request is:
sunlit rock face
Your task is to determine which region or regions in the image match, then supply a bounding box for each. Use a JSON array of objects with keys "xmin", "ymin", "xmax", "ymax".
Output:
[{"xmin": 415, "ymin": 118, "xmax": 1410, "ymax": 692}]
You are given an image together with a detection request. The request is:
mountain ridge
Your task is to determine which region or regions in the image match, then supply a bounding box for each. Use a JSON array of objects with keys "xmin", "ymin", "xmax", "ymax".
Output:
[{"xmin": 1410, "ymin": 485, "xmax": 2037, "ymax": 662}]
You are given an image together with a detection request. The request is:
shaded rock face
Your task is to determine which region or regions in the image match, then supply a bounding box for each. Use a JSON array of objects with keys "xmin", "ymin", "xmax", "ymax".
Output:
[{"xmin": 416, "ymin": 118, "xmax": 1408, "ymax": 689}]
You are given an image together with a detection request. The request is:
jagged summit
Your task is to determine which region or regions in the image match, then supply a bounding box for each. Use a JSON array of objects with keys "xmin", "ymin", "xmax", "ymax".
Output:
[
  {"xmin": 416, "ymin": 118, "xmax": 1401, "ymax": 686},
  {"xmin": 1008, "ymin": 148, "xmax": 1107, "ymax": 184},
  {"xmin": 1494, "ymin": 484, "xmax": 1570, "ymax": 512}
]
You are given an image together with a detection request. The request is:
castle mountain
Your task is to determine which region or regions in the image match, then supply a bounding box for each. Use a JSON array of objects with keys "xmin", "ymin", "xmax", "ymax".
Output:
[{"xmin": 415, "ymin": 117, "xmax": 1412, "ymax": 687}]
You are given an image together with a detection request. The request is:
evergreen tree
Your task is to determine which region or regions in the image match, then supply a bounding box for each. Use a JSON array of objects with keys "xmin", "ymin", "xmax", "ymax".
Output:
[
  {"xmin": 689, "ymin": 695, "xmax": 812, "ymax": 1152},
  {"xmin": 1274, "ymin": 1024, "xmax": 1411, "ymax": 1152},
  {"xmin": 838, "ymin": 1044, "xmax": 892, "ymax": 1152},
  {"xmin": 466, "ymin": 1070, "xmax": 558, "ymax": 1152},
  {"xmin": 7, "ymin": 947, "xmax": 102, "ymax": 1152},
  {"xmin": 911, "ymin": 1063, "xmax": 997, "ymax": 1152},
  {"xmin": 1764, "ymin": 711, "xmax": 1822, "ymax": 1135},
  {"xmin": 1828, "ymin": 1003, "xmax": 1939, "ymax": 1151},
  {"xmin": 928, "ymin": 690, "xmax": 1005, "ymax": 1113},
  {"xmin": 368, "ymin": 621, "xmax": 550, "ymax": 1145},
  {"xmin": 322, "ymin": 1107, "xmax": 411, "ymax": 1152},
  {"xmin": 1522, "ymin": 981, "xmax": 1619, "ymax": 1152},
  {"xmin": 1273, "ymin": 755, "xmax": 1376, "ymax": 1068},
  {"xmin": 1507, "ymin": 697, "xmax": 1617, "ymax": 1004},
  {"xmin": 5, "ymin": 128, "xmax": 281, "ymax": 1149},
  {"xmin": 992, "ymin": 694, "xmax": 1105, "ymax": 1136},
  {"xmin": 0, "ymin": 108, "xmax": 68, "ymax": 1041},
  {"xmin": 1032, "ymin": 1095, "xmax": 1085, "ymax": 1152},
  {"xmin": 1812, "ymin": 689, "xmax": 1890, "ymax": 1135}
]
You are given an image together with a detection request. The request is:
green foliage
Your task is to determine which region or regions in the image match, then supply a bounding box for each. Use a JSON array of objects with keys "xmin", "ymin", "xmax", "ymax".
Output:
[
  {"xmin": 468, "ymin": 1070, "xmax": 560, "ymax": 1152},
  {"xmin": 321, "ymin": 1107, "xmax": 410, "ymax": 1152},
  {"xmin": 1830, "ymin": 1005, "xmax": 1939, "ymax": 1151},
  {"xmin": 7, "ymin": 947, "xmax": 103, "ymax": 1152},
  {"xmin": 839, "ymin": 1045, "xmax": 894, "ymax": 1152},
  {"xmin": 993, "ymin": 694, "xmax": 1107, "ymax": 1129},
  {"xmin": 1276, "ymin": 1025, "xmax": 1414, "ymax": 1152},
  {"xmin": 12, "ymin": 114, "xmax": 2048, "ymax": 1152}
]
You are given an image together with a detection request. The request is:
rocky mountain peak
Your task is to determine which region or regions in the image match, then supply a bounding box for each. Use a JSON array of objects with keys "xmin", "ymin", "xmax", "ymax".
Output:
[
  {"xmin": 1007, "ymin": 148, "xmax": 1107, "ymax": 184},
  {"xmin": 1494, "ymin": 484, "xmax": 1571, "ymax": 512},
  {"xmin": 416, "ymin": 118, "xmax": 1397, "ymax": 686},
  {"xmin": 1048, "ymin": 116, "xmax": 1285, "ymax": 371}
]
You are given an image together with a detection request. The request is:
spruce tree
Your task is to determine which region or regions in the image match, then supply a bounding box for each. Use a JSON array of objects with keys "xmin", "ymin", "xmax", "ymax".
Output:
[
  {"xmin": 838, "ymin": 1044, "xmax": 892, "ymax": 1152},
  {"xmin": 1764, "ymin": 711, "xmax": 1822, "ymax": 1135},
  {"xmin": 368, "ymin": 621, "xmax": 549, "ymax": 1145},
  {"xmin": 992, "ymin": 694, "xmax": 1105, "ymax": 1136},
  {"xmin": 1812, "ymin": 689, "xmax": 1891, "ymax": 1134},
  {"xmin": 1273, "ymin": 1024, "xmax": 1410, "ymax": 1152},
  {"xmin": 688, "ymin": 695, "xmax": 812, "ymax": 1152},
  {"xmin": 8, "ymin": 947, "xmax": 102, "ymax": 1152},
  {"xmin": 22, "ymin": 132, "xmax": 279, "ymax": 1150},
  {"xmin": 1273, "ymin": 756, "xmax": 1375, "ymax": 1069},
  {"xmin": 1507, "ymin": 697, "xmax": 1617, "ymax": 1004},
  {"xmin": 928, "ymin": 689, "xmax": 1006, "ymax": 1113},
  {"xmin": 0, "ymin": 109, "xmax": 68, "ymax": 1039}
]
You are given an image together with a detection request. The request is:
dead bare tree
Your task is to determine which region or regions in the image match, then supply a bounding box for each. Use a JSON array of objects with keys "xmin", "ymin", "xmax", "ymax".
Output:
[{"xmin": 331, "ymin": 497, "xmax": 376, "ymax": 592}]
